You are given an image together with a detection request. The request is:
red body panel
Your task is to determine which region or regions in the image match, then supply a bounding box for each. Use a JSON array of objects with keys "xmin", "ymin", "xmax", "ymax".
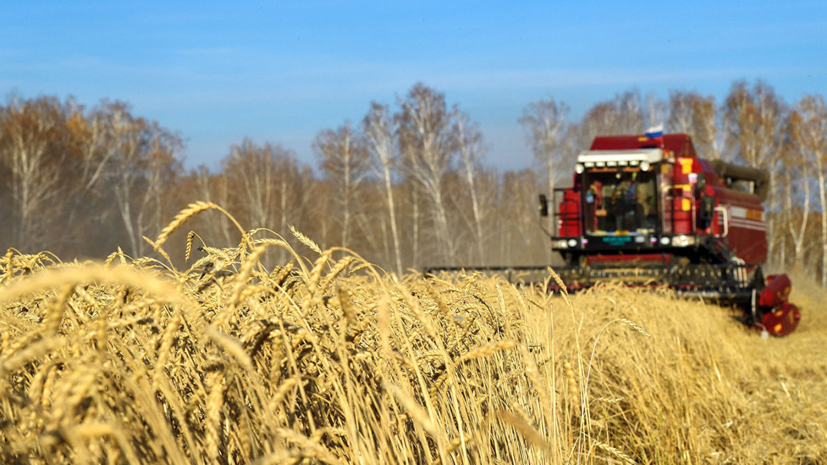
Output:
[
  {"xmin": 671, "ymin": 154, "xmax": 768, "ymax": 263},
  {"xmin": 558, "ymin": 189, "xmax": 582, "ymax": 236},
  {"xmin": 590, "ymin": 134, "xmax": 697, "ymax": 156},
  {"xmin": 713, "ymin": 188, "xmax": 767, "ymax": 264}
]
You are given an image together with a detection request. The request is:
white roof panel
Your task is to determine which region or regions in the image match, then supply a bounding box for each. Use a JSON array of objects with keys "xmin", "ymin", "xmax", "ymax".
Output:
[{"xmin": 577, "ymin": 149, "xmax": 665, "ymax": 165}]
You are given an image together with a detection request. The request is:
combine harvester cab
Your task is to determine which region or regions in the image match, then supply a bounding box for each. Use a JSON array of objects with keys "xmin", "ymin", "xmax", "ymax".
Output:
[{"xmin": 542, "ymin": 132, "xmax": 801, "ymax": 336}]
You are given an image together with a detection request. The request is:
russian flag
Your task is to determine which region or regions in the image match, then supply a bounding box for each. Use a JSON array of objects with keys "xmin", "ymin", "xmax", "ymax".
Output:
[{"xmin": 645, "ymin": 124, "xmax": 664, "ymax": 140}]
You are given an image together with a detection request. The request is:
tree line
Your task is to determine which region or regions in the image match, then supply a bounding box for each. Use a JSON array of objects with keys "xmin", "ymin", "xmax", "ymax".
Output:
[{"xmin": 1, "ymin": 81, "xmax": 825, "ymax": 283}]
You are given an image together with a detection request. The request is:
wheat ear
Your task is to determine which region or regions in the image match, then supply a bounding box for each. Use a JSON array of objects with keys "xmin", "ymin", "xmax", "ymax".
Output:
[
  {"xmin": 185, "ymin": 231, "xmax": 196, "ymax": 262},
  {"xmin": 153, "ymin": 202, "xmax": 246, "ymax": 252},
  {"xmin": 594, "ymin": 440, "xmax": 637, "ymax": 464},
  {"xmin": 206, "ymin": 326, "xmax": 254, "ymax": 373},
  {"xmin": 289, "ymin": 225, "xmax": 321, "ymax": 254}
]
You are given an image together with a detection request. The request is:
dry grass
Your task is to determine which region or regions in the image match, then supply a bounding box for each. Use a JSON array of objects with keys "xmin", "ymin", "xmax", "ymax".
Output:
[{"xmin": 0, "ymin": 206, "xmax": 825, "ymax": 464}]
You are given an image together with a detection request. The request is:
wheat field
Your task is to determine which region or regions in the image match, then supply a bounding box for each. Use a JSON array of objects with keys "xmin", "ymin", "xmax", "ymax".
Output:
[{"xmin": 0, "ymin": 203, "xmax": 824, "ymax": 464}]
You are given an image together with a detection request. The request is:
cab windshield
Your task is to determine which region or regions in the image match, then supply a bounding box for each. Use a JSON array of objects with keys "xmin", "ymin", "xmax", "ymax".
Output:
[{"xmin": 583, "ymin": 169, "xmax": 657, "ymax": 234}]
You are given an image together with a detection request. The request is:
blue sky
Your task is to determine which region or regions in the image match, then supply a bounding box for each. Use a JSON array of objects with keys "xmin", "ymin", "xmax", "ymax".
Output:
[{"xmin": 2, "ymin": 1, "xmax": 825, "ymax": 172}]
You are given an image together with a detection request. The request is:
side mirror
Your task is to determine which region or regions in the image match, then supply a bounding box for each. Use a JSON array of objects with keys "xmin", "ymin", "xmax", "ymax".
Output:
[
  {"xmin": 538, "ymin": 194, "xmax": 549, "ymax": 217},
  {"xmin": 700, "ymin": 195, "xmax": 715, "ymax": 221}
]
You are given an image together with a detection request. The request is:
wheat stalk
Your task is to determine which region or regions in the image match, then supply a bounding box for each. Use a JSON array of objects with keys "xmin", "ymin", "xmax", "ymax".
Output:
[
  {"xmin": 206, "ymin": 371, "xmax": 225, "ymax": 463},
  {"xmin": 383, "ymin": 381, "xmax": 437, "ymax": 436}
]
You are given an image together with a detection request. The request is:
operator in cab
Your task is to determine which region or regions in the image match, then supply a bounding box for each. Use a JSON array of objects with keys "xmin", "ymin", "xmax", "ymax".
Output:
[
  {"xmin": 608, "ymin": 172, "xmax": 644, "ymax": 231},
  {"xmin": 584, "ymin": 168, "xmax": 657, "ymax": 234}
]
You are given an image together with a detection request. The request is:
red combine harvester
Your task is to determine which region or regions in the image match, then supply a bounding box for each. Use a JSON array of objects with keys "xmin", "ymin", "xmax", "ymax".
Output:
[
  {"xmin": 543, "ymin": 132, "xmax": 800, "ymax": 336},
  {"xmin": 428, "ymin": 133, "xmax": 801, "ymax": 336}
]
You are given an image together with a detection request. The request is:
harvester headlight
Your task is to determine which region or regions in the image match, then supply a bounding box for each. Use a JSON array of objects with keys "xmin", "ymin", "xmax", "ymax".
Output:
[
  {"xmin": 672, "ymin": 235, "xmax": 696, "ymax": 247},
  {"xmin": 660, "ymin": 236, "xmax": 671, "ymax": 245},
  {"xmin": 640, "ymin": 161, "xmax": 651, "ymax": 171},
  {"xmin": 567, "ymin": 239, "xmax": 578, "ymax": 247},
  {"xmin": 575, "ymin": 164, "xmax": 584, "ymax": 174},
  {"xmin": 553, "ymin": 240, "xmax": 568, "ymax": 249}
]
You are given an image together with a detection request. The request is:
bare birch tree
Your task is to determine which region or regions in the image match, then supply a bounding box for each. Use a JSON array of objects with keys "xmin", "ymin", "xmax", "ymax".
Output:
[
  {"xmin": 0, "ymin": 96, "xmax": 69, "ymax": 250},
  {"xmin": 77, "ymin": 104, "xmax": 118, "ymax": 193},
  {"xmin": 796, "ymin": 95, "xmax": 827, "ymax": 286},
  {"xmin": 139, "ymin": 126, "xmax": 183, "ymax": 245},
  {"xmin": 782, "ymin": 111, "xmax": 810, "ymax": 269},
  {"xmin": 224, "ymin": 139, "xmax": 281, "ymax": 230},
  {"xmin": 314, "ymin": 122, "xmax": 369, "ymax": 249},
  {"xmin": 363, "ymin": 102, "xmax": 403, "ymax": 275},
  {"xmin": 667, "ymin": 91, "xmax": 695, "ymax": 134},
  {"xmin": 396, "ymin": 84, "xmax": 458, "ymax": 264},
  {"xmin": 519, "ymin": 98, "xmax": 568, "ymax": 236},
  {"xmin": 94, "ymin": 102, "xmax": 182, "ymax": 257},
  {"xmin": 574, "ymin": 89, "xmax": 644, "ymax": 151},
  {"xmin": 645, "ymin": 92, "xmax": 667, "ymax": 130},
  {"xmin": 615, "ymin": 90, "xmax": 645, "ymax": 134},
  {"xmin": 454, "ymin": 112, "xmax": 488, "ymax": 264},
  {"xmin": 223, "ymin": 140, "xmax": 310, "ymax": 264},
  {"xmin": 95, "ymin": 102, "xmax": 144, "ymax": 256},
  {"xmin": 667, "ymin": 91, "xmax": 721, "ymax": 158},
  {"xmin": 195, "ymin": 166, "xmax": 234, "ymax": 247},
  {"xmin": 500, "ymin": 169, "xmax": 544, "ymax": 265}
]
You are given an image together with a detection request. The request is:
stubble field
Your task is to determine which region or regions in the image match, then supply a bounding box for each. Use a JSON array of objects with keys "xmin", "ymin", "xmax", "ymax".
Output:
[{"xmin": 0, "ymin": 203, "xmax": 824, "ymax": 464}]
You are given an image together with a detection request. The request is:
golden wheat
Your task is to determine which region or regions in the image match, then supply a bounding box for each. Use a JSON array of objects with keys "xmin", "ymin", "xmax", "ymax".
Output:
[{"xmin": 0, "ymin": 204, "xmax": 823, "ymax": 465}]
